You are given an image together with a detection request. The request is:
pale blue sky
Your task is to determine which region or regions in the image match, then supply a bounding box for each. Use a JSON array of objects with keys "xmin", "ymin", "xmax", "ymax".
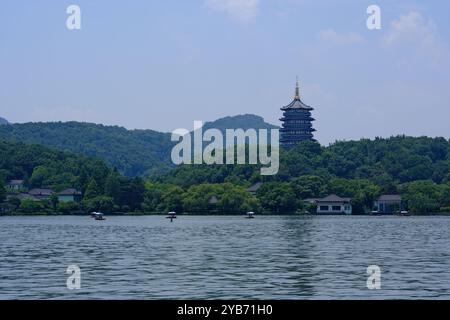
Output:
[{"xmin": 1, "ymin": 0, "xmax": 449, "ymax": 144}]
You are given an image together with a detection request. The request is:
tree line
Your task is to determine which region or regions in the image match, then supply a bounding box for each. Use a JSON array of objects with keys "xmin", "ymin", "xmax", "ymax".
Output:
[{"xmin": 1, "ymin": 135, "xmax": 450, "ymax": 214}]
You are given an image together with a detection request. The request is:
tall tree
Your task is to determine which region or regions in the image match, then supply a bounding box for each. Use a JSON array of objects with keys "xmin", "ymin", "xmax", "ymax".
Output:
[
  {"xmin": 104, "ymin": 170, "xmax": 121, "ymax": 204},
  {"xmin": 0, "ymin": 181, "xmax": 6, "ymax": 204},
  {"xmin": 84, "ymin": 179, "xmax": 100, "ymax": 200}
]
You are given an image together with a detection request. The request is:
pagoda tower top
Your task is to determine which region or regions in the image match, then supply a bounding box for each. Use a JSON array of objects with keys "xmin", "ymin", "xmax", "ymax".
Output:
[
  {"xmin": 294, "ymin": 76, "xmax": 300, "ymax": 100},
  {"xmin": 281, "ymin": 78, "xmax": 313, "ymax": 111}
]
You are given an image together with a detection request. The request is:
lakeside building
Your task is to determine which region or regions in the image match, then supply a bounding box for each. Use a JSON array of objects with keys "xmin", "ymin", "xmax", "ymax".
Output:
[
  {"xmin": 279, "ymin": 79, "xmax": 316, "ymax": 148},
  {"xmin": 28, "ymin": 188, "xmax": 54, "ymax": 201},
  {"xmin": 374, "ymin": 195, "xmax": 403, "ymax": 214},
  {"xmin": 20, "ymin": 188, "xmax": 82, "ymax": 202},
  {"xmin": 246, "ymin": 182, "xmax": 262, "ymax": 194},
  {"xmin": 305, "ymin": 194, "xmax": 352, "ymax": 215},
  {"xmin": 5, "ymin": 180, "xmax": 24, "ymax": 191},
  {"xmin": 57, "ymin": 189, "xmax": 82, "ymax": 203}
]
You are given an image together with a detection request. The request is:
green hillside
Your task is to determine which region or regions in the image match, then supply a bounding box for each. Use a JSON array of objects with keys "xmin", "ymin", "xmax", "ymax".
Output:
[
  {"xmin": 0, "ymin": 139, "xmax": 110, "ymax": 192},
  {"xmin": 0, "ymin": 121, "xmax": 174, "ymax": 176},
  {"xmin": 0, "ymin": 114, "xmax": 278, "ymax": 176},
  {"xmin": 153, "ymin": 136, "xmax": 450, "ymax": 214}
]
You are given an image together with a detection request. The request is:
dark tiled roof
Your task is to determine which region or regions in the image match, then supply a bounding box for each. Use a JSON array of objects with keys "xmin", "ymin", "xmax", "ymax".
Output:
[
  {"xmin": 28, "ymin": 188, "xmax": 54, "ymax": 196},
  {"xmin": 377, "ymin": 195, "xmax": 402, "ymax": 201},
  {"xmin": 303, "ymin": 198, "xmax": 321, "ymax": 203},
  {"xmin": 58, "ymin": 188, "xmax": 82, "ymax": 196},
  {"xmin": 246, "ymin": 182, "xmax": 262, "ymax": 192},
  {"xmin": 317, "ymin": 194, "xmax": 351, "ymax": 203},
  {"xmin": 7, "ymin": 180, "xmax": 24, "ymax": 185},
  {"xmin": 281, "ymin": 98, "xmax": 313, "ymax": 111},
  {"xmin": 7, "ymin": 193, "xmax": 39, "ymax": 201},
  {"xmin": 208, "ymin": 196, "xmax": 219, "ymax": 204}
]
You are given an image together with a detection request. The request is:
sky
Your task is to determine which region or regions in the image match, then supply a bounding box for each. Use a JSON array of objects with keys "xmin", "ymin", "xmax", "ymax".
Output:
[{"xmin": 0, "ymin": 0, "xmax": 449, "ymax": 145}]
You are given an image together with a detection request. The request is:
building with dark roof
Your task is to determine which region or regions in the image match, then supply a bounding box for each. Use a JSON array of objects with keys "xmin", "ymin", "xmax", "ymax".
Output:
[
  {"xmin": 315, "ymin": 194, "xmax": 352, "ymax": 215},
  {"xmin": 246, "ymin": 182, "xmax": 262, "ymax": 194},
  {"xmin": 374, "ymin": 195, "xmax": 403, "ymax": 214},
  {"xmin": 28, "ymin": 188, "xmax": 54, "ymax": 200},
  {"xmin": 6, "ymin": 180, "xmax": 24, "ymax": 191},
  {"xmin": 57, "ymin": 189, "xmax": 82, "ymax": 203},
  {"xmin": 279, "ymin": 78, "xmax": 316, "ymax": 147}
]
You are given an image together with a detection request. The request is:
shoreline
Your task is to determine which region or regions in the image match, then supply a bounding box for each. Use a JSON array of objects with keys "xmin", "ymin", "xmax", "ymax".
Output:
[{"xmin": 2, "ymin": 212, "xmax": 450, "ymax": 217}]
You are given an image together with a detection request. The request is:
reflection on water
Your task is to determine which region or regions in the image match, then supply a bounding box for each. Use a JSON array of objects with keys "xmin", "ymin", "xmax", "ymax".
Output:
[{"xmin": 1, "ymin": 215, "xmax": 450, "ymax": 299}]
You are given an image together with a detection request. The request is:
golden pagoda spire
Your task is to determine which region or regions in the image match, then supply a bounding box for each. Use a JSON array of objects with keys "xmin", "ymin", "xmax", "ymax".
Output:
[{"xmin": 294, "ymin": 76, "xmax": 300, "ymax": 100}]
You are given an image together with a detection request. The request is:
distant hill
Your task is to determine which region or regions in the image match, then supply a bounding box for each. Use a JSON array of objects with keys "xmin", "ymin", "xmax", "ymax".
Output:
[
  {"xmin": 203, "ymin": 114, "xmax": 278, "ymax": 132},
  {"xmin": 0, "ymin": 114, "xmax": 278, "ymax": 176},
  {"xmin": 0, "ymin": 139, "xmax": 111, "ymax": 192},
  {"xmin": 0, "ymin": 122, "xmax": 174, "ymax": 176},
  {"xmin": 0, "ymin": 117, "xmax": 9, "ymax": 125}
]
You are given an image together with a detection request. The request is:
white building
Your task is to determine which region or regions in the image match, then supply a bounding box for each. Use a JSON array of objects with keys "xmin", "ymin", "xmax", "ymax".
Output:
[{"xmin": 315, "ymin": 194, "xmax": 352, "ymax": 215}]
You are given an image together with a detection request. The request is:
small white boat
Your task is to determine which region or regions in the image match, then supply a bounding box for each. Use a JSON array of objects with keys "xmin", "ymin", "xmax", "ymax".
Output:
[
  {"xmin": 166, "ymin": 211, "xmax": 177, "ymax": 222},
  {"xmin": 246, "ymin": 211, "xmax": 255, "ymax": 219},
  {"xmin": 91, "ymin": 212, "xmax": 106, "ymax": 220}
]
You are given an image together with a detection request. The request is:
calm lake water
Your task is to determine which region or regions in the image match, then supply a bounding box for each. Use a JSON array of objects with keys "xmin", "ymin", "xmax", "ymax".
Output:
[{"xmin": 1, "ymin": 215, "xmax": 450, "ymax": 299}]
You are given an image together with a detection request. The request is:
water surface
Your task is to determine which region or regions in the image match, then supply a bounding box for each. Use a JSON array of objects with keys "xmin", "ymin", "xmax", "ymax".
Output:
[{"xmin": 1, "ymin": 215, "xmax": 450, "ymax": 299}]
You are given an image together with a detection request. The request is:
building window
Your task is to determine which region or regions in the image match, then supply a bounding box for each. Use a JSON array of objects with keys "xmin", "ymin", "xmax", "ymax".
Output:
[
  {"xmin": 332, "ymin": 206, "xmax": 341, "ymax": 211},
  {"xmin": 320, "ymin": 206, "xmax": 329, "ymax": 211}
]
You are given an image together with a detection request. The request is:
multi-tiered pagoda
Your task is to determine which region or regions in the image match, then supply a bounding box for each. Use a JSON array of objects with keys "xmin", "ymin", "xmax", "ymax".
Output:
[{"xmin": 279, "ymin": 79, "xmax": 316, "ymax": 147}]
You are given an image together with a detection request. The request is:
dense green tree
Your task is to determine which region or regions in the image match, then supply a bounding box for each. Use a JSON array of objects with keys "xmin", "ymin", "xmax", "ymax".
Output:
[
  {"xmin": 119, "ymin": 177, "xmax": 146, "ymax": 211},
  {"xmin": 0, "ymin": 181, "xmax": 6, "ymax": 204},
  {"xmin": 19, "ymin": 199, "xmax": 47, "ymax": 214},
  {"xmin": 257, "ymin": 182, "xmax": 298, "ymax": 213},
  {"xmin": 83, "ymin": 196, "xmax": 114, "ymax": 213},
  {"xmin": 291, "ymin": 175, "xmax": 325, "ymax": 199},
  {"xmin": 104, "ymin": 170, "xmax": 121, "ymax": 204},
  {"xmin": 50, "ymin": 194, "xmax": 59, "ymax": 210},
  {"xmin": 161, "ymin": 185, "xmax": 184, "ymax": 213},
  {"xmin": 84, "ymin": 179, "xmax": 100, "ymax": 200},
  {"xmin": 57, "ymin": 201, "xmax": 80, "ymax": 214}
]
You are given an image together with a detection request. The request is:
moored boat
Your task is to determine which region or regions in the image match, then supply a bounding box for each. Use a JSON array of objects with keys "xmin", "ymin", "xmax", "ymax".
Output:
[
  {"xmin": 91, "ymin": 212, "xmax": 106, "ymax": 220},
  {"xmin": 246, "ymin": 211, "xmax": 255, "ymax": 219},
  {"xmin": 166, "ymin": 211, "xmax": 177, "ymax": 222}
]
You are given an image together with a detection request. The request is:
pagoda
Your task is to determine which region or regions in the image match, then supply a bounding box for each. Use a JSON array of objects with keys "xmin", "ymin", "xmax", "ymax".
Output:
[{"xmin": 279, "ymin": 78, "xmax": 316, "ymax": 147}]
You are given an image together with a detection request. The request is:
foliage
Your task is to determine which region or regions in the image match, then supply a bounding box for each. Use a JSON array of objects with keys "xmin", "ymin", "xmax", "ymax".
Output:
[
  {"xmin": 0, "ymin": 181, "xmax": 5, "ymax": 204},
  {"xmin": 400, "ymin": 181, "xmax": 449, "ymax": 214},
  {"xmin": 57, "ymin": 201, "xmax": 81, "ymax": 214},
  {"xmin": 256, "ymin": 182, "xmax": 298, "ymax": 213},
  {"xmin": 83, "ymin": 196, "xmax": 115, "ymax": 213},
  {"xmin": 0, "ymin": 122, "xmax": 174, "ymax": 176}
]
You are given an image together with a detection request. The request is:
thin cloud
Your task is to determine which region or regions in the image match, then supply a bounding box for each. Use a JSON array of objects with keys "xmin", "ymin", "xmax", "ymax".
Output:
[
  {"xmin": 383, "ymin": 11, "xmax": 449, "ymax": 70},
  {"xmin": 205, "ymin": 0, "xmax": 259, "ymax": 23},
  {"xmin": 318, "ymin": 29, "xmax": 363, "ymax": 45}
]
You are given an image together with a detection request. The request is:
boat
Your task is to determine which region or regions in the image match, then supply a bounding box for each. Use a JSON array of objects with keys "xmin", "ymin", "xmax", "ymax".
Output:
[
  {"xmin": 166, "ymin": 211, "xmax": 177, "ymax": 222},
  {"xmin": 400, "ymin": 210, "xmax": 411, "ymax": 216},
  {"xmin": 92, "ymin": 212, "xmax": 106, "ymax": 220},
  {"xmin": 246, "ymin": 211, "xmax": 255, "ymax": 219}
]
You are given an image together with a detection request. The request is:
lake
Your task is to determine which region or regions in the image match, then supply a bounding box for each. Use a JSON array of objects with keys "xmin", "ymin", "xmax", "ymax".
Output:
[{"xmin": 1, "ymin": 215, "xmax": 450, "ymax": 299}]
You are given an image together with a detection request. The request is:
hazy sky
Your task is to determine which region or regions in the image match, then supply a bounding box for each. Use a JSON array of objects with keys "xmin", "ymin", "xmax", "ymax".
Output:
[{"xmin": 1, "ymin": 0, "xmax": 449, "ymax": 145}]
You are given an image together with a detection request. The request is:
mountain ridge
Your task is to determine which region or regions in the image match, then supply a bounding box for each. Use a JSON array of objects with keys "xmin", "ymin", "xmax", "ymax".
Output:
[
  {"xmin": 0, "ymin": 114, "xmax": 278, "ymax": 176},
  {"xmin": 0, "ymin": 117, "xmax": 9, "ymax": 125}
]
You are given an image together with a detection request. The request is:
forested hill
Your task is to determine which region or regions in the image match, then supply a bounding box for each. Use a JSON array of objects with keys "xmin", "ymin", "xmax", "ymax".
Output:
[
  {"xmin": 0, "ymin": 114, "xmax": 278, "ymax": 176},
  {"xmin": 0, "ymin": 121, "xmax": 174, "ymax": 176},
  {"xmin": 202, "ymin": 114, "xmax": 279, "ymax": 131},
  {"xmin": 156, "ymin": 136, "xmax": 450, "ymax": 188},
  {"xmin": 0, "ymin": 139, "xmax": 111, "ymax": 192},
  {"xmin": 0, "ymin": 117, "xmax": 9, "ymax": 125}
]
